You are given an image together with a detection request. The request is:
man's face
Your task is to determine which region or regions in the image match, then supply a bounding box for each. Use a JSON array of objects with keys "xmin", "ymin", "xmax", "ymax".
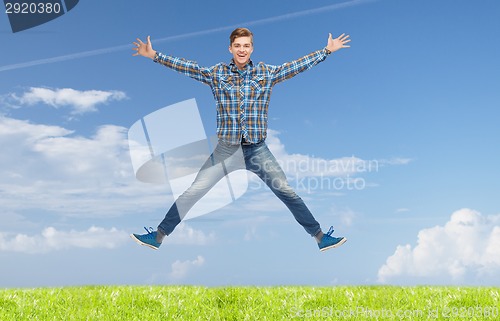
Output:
[{"xmin": 229, "ymin": 36, "xmax": 253, "ymax": 70}]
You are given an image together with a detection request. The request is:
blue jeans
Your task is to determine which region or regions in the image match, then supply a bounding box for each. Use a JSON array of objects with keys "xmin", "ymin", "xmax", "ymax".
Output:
[{"xmin": 158, "ymin": 140, "xmax": 321, "ymax": 237}]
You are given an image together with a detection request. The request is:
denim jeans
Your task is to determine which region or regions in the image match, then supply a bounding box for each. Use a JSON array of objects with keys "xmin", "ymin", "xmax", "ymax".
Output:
[{"xmin": 158, "ymin": 140, "xmax": 321, "ymax": 237}]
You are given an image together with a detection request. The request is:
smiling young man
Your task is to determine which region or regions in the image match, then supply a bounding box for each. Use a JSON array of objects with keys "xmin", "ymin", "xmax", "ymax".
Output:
[{"xmin": 131, "ymin": 28, "xmax": 351, "ymax": 252}]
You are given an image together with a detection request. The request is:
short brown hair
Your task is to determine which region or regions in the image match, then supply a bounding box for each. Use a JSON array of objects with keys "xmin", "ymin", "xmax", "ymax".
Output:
[{"xmin": 229, "ymin": 28, "xmax": 253, "ymax": 45}]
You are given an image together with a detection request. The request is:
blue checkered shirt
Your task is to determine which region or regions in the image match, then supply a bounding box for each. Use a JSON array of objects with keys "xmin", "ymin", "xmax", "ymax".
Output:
[{"xmin": 153, "ymin": 48, "xmax": 330, "ymax": 145}]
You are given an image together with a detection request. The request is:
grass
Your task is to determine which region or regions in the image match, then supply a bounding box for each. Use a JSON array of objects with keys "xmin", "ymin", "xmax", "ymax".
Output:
[{"xmin": 0, "ymin": 286, "xmax": 499, "ymax": 320}]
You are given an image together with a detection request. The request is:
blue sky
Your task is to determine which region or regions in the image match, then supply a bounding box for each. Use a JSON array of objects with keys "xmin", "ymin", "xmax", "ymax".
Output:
[{"xmin": 1, "ymin": 0, "xmax": 500, "ymax": 288}]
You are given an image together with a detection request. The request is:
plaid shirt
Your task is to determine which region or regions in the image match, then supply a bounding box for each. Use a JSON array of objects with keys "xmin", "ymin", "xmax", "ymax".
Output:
[{"xmin": 153, "ymin": 48, "xmax": 330, "ymax": 145}]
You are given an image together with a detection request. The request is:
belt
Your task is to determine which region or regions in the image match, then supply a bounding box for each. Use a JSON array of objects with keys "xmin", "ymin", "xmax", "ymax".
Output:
[{"xmin": 241, "ymin": 135, "xmax": 253, "ymax": 145}]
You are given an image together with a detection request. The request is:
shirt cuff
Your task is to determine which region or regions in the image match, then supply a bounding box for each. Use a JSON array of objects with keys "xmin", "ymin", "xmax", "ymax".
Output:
[{"xmin": 153, "ymin": 51, "xmax": 161, "ymax": 63}]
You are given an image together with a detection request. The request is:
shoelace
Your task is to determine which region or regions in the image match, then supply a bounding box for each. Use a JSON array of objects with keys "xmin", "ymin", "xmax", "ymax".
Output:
[
  {"xmin": 326, "ymin": 226, "xmax": 335, "ymax": 236},
  {"xmin": 144, "ymin": 227, "xmax": 154, "ymax": 235}
]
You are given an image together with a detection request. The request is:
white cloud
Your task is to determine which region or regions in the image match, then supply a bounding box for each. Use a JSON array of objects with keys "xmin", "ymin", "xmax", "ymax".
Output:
[
  {"xmin": 0, "ymin": 115, "xmax": 409, "ymax": 231},
  {"xmin": 0, "ymin": 115, "xmax": 72, "ymax": 139},
  {"xmin": 329, "ymin": 206, "xmax": 357, "ymax": 227},
  {"xmin": 378, "ymin": 208, "xmax": 500, "ymax": 284},
  {"xmin": 0, "ymin": 226, "xmax": 129, "ymax": 254},
  {"xmin": 266, "ymin": 129, "xmax": 379, "ymax": 178},
  {"xmin": 165, "ymin": 223, "xmax": 215, "ymax": 245},
  {"xmin": 238, "ymin": 130, "xmax": 411, "ymax": 205},
  {"xmin": 238, "ymin": 216, "xmax": 269, "ymax": 241},
  {"xmin": 0, "ymin": 116, "xmax": 169, "ymax": 218},
  {"xmin": 266, "ymin": 129, "xmax": 409, "ymax": 181},
  {"xmin": 169, "ymin": 255, "xmax": 205, "ymax": 280},
  {"xmin": 12, "ymin": 87, "xmax": 127, "ymax": 114},
  {"xmin": 378, "ymin": 158, "xmax": 412, "ymax": 166},
  {"xmin": 0, "ymin": 212, "xmax": 39, "ymax": 231}
]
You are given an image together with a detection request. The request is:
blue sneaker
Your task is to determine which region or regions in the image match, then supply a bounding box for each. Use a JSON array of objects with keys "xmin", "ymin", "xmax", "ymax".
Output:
[
  {"xmin": 318, "ymin": 226, "xmax": 346, "ymax": 252},
  {"xmin": 130, "ymin": 227, "xmax": 161, "ymax": 250}
]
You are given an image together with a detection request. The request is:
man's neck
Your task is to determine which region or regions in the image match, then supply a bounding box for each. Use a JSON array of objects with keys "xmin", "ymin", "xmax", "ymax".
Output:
[{"xmin": 235, "ymin": 62, "xmax": 247, "ymax": 70}]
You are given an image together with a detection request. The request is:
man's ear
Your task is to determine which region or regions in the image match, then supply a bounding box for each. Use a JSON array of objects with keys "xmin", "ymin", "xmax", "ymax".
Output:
[{"xmin": 228, "ymin": 45, "xmax": 233, "ymax": 54}]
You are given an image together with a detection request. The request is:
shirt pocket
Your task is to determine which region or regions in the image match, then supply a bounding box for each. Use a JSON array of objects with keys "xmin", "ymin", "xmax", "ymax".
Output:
[
  {"xmin": 250, "ymin": 76, "xmax": 265, "ymax": 94},
  {"xmin": 218, "ymin": 76, "xmax": 234, "ymax": 91}
]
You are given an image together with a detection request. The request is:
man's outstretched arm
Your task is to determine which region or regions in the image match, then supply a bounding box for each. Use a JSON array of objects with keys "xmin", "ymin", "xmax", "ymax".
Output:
[
  {"xmin": 132, "ymin": 36, "xmax": 213, "ymax": 85},
  {"xmin": 270, "ymin": 33, "xmax": 351, "ymax": 85}
]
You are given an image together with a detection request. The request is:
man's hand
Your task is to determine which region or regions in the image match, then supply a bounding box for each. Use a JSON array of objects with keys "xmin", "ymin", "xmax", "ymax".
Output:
[
  {"xmin": 326, "ymin": 33, "xmax": 351, "ymax": 53},
  {"xmin": 132, "ymin": 35, "xmax": 157, "ymax": 59}
]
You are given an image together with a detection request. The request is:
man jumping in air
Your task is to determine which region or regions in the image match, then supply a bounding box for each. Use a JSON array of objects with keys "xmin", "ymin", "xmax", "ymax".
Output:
[{"xmin": 131, "ymin": 28, "xmax": 350, "ymax": 252}]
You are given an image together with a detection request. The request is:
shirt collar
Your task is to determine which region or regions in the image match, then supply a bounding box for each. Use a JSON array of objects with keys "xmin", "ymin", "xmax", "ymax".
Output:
[{"xmin": 230, "ymin": 59, "xmax": 253, "ymax": 73}]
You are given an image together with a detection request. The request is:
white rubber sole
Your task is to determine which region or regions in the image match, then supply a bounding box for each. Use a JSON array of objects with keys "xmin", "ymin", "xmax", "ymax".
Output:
[
  {"xmin": 130, "ymin": 234, "xmax": 159, "ymax": 250},
  {"xmin": 319, "ymin": 237, "xmax": 347, "ymax": 252}
]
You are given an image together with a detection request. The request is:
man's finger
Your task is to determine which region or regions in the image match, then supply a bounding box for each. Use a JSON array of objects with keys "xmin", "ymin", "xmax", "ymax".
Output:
[{"xmin": 340, "ymin": 34, "xmax": 350, "ymax": 41}]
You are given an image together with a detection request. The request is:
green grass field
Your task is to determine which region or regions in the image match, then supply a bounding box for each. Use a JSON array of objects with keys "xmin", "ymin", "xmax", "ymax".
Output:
[{"xmin": 0, "ymin": 286, "xmax": 498, "ymax": 320}]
